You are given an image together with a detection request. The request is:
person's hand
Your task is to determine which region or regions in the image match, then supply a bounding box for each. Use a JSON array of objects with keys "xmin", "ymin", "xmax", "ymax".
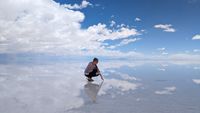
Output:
[
  {"xmin": 100, "ymin": 74, "xmax": 104, "ymax": 81},
  {"xmin": 101, "ymin": 77, "xmax": 104, "ymax": 81}
]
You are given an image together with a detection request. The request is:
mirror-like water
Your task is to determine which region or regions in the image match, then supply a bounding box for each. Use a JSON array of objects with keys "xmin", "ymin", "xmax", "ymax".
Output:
[{"xmin": 0, "ymin": 60, "xmax": 200, "ymax": 113}]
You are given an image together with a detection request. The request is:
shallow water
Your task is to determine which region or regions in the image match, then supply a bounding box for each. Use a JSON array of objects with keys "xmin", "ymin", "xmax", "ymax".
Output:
[{"xmin": 0, "ymin": 60, "xmax": 200, "ymax": 113}]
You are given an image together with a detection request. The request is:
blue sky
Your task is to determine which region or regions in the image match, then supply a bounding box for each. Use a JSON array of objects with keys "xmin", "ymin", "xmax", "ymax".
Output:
[
  {"xmin": 0, "ymin": 0, "xmax": 200, "ymax": 60},
  {"xmin": 56, "ymin": 0, "xmax": 200, "ymax": 54}
]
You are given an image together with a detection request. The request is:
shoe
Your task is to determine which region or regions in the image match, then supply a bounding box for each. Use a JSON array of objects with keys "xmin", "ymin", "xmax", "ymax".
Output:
[{"xmin": 87, "ymin": 78, "xmax": 94, "ymax": 82}]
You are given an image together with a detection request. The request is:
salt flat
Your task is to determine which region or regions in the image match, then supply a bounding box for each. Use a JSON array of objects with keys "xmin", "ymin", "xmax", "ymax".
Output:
[{"xmin": 0, "ymin": 60, "xmax": 200, "ymax": 113}]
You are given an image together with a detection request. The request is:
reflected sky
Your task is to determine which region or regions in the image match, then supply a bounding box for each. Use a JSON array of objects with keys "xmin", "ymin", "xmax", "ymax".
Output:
[{"xmin": 0, "ymin": 60, "xmax": 200, "ymax": 113}]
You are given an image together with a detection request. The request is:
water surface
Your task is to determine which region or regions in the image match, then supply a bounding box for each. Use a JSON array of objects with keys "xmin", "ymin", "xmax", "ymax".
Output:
[{"xmin": 0, "ymin": 60, "xmax": 200, "ymax": 113}]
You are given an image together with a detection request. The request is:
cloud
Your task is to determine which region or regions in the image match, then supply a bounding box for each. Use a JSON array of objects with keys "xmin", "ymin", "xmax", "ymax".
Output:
[
  {"xmin": 63, "ymin": 0, "xmax": 92, "ymax": 10},
  {"xmin": 135, "ymin": 17, "xmax": 141, "ymax": 22},
  {"xmin": 99, "ymin": 60, "xmax": 146, "ymax": 70},
  {"xmin": 0, "ymin": 0, "xmax": 142, "ymax": 58},
  {"xmin": 162, "ymin": 64, "xmax": 168, "ymax": 67},
  {"xmin": 106, "ymin": 70, "xmax": 138, "ymax": 81},
  {"xmin": 157, "ymin": 48, "xmax": 168, "ymax": 55},
  {"xmin": 0, "ymin": 63, "xmax": 86, "ymax": 112},
  {"xmin": 110, "ymin": 20, "xmax": 116, "ymax": 27},
  {"xmin": 194, "ymin": 67, "xmax": 200, "ymax": 70},
  {"xmin": 192, "ymin": 79, "xmax": 200, "ymax": 84},
  {"xmin": 117, "ymin": 24, "xmax": 126, "ymax": 28},
  {"xmin": 107, "ymin": 38, "xmax": 141, "ymax": 49},
  {"xmin": 0, "ymin": 61, "xmax": 142, "ymax": 112},
  {"xmin": 157, "ymin": 48, "xmax": 165, "ymax": 51},
  {"xmin": 99, "ymin": 78, "xmax": 139, "ymax": 94},
  {"xmin": 154, "ymin": 24, "xmax": 176, "ymax": 32},
  {"xmin": 193, "ymin": 49, "xmax": 200, "ymax": 52},
  {"xmin": 168, "ymin": 54, "xmax": 200, "ymax": 60},
  {"xmin": 162, "ymin": 52, "xmax": 168, "ymax": 55},
  {"xmin": 157, "ymin": 68, "xmax": 166, "ymax": 71},
  {"xmin": 87, "ymin": 23, "xmax": 139, "ymax": 41},
  {"xmin": 1, "ymin": 0, "xmax": 200, "ymax": 62},
  {"xmin": 192, "ymin": 34, "xmax": 200, "ymax": 40},
  {"xmin": 120, "ymin": 74, "xmax": 137, "ymax": 81},
  {"xmin": 87, "ymin": 23, "xmax": 140, "ymax": 52},
  {"xmin": 155, "ymin": 86, "xmax": 176, "ymax": 95},
  {"xmin": 119, "ymin": 38, "xmax": 141, "ymax": 46}
]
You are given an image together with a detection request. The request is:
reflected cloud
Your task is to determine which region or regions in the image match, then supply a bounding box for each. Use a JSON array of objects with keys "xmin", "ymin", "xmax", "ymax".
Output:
[
  {"xmin": 0, "ymin": 63, "xmax": 86, "ymax": 113},
  {"xmin": 99, "ymin": 79, "xmax": 140, "ymax": 96},
  {"xmin": 99, "ymin": 60, "xmax": 146, "ymax": 70},
  {"xmin": 193, "ymin": 67, "xmax": 200, "ymax": 70},
  {"xmin": 155, "ymin": 86, "xmax": 176, "ymax": 95},
  {"xmin": 0, "ymin": 62, "xmax": 142, "ymax": 113},
  {"xmin": 1, "ymin": 60, "xmax": 200, "ymax": 113},
  {"xmin": 157, "ymin": 68, "xmax": 166, "ymax": 71},
  {"xmin": 157, "ymin": 63, "xmax": 168, "ymax": 71},
  {"xmin": 168, "ymin": 60, "xmax": 200, "ymax": 65},
  {"xmin": 84, "ymin": 81, "xmax": 103, "ymax": 102},
  {"xmin": 120, "ymin": 73, "xmax": 137, "ymax": 81},
  {"xmin": 161, "ymin": 64, "xmax": 168, "ymax": 67},
  {"xmin": 192, "ymin": 79, "xmax": 200, "ymax": 85},
  {"xmin": 106, "ymin": 70, "xmax": 138, "ymax": 81}
]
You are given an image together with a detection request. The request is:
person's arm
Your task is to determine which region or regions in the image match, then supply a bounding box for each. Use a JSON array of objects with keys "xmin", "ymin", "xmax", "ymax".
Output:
[
  {"xmin": 96, "ymin": 65, "xmax": 100, "ymax": 73},
  {"xmin": 99, "ymin": 74, "xmax": 104, "ymax": 81},
  {"xmin": 96, "ymin": 65, "xmax": 104, "ymax": 80}
]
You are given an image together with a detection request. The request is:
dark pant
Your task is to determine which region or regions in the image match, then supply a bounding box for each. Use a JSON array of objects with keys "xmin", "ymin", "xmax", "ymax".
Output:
[{"xmin": 85, "ymin": 69, "xmax": 99, "ymax": 78}]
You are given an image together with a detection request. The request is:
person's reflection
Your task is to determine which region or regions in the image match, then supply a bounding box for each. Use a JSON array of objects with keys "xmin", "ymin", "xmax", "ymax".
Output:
[{"xmin": 84, "ymin": 81, "xmax": 103, "ymax": 102}]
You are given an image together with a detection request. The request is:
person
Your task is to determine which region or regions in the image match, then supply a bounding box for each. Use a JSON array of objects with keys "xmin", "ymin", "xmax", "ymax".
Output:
[{"xmin": 84, "ymin": 58, "xmax": 104, "ymax": 81}]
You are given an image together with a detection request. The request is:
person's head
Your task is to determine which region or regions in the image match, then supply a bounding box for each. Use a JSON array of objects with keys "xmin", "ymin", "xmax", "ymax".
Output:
[{"xmin": 92, "ymin": 58, "xmax": 99, "ymax": 65}]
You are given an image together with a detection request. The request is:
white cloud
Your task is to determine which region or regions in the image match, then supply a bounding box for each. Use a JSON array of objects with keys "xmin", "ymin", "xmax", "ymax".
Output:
[
  {"xmin": 0, "ymin": 0, "xmax": 142, "ymax": 58},
  {"xmin": 192, "ymin": 79, "xmax": 200, "ymax": 84},
  {"xmin": 63, "ymin": 0, "xmax": 92, "ymax": 10},
  {"xmin": 162, "ymin": 52, "xmax": 168, "ymax": 55},
  {"xmin": 120, "ymin": 74, "xmax": 137, "ymax": 81},
  {"xmin": 1, "ymin": 0, "xmax": 200, "ymax": 61},
  {"xmin": 157, "ymin": 48, "xmax": 168, "ymax": 55},
  {"xmin": 168, "ymin": 54, "xmax": 200, "ymax": 60},
  {"xmin": 157, "ymin": 48, "xmax": 165, "ymax": 51},
  {"xmin": 192, "ymin": 34, "xmax": 200, "ymax": 40},
  {"xmin": 110, "ymin": 20, "xmax": 116, "ymax": 27},
  {"xmin": 111, "ymin": 15, "xmax": 115, "ymax": 18},
  {"xmin": 193, "ymin": 49, "xmax": 200, "ymax": 52},
  {"xmin": 154, "ymin": 24, "xmax": 176, "ymax": 32},
  {"xmin": 117, "ymin": 24, "xmax": 126, "ymax": 28},
  {"xmin": 157, "ymin": 68, "xmax": 166, "ymax": 71},
  {"xmin": 155, "ymin": 86, "xmax": 176, "ymax": 95},
  {"xmin": 119, "ymin": 38, "xmax": 141, "ymax": 46},
  {"xmin": 87, "ymin": 23, "xmax": 139, "ymax": 41},
  {"xmin": 0, "ymin": 61, "xmax": 142, "ymax": 113},
  {"xmin": 161, "ymin": 64, "xmax": 168, "ymax": 67},
  {"xmin": 107, "ymin": 45, "xmax": 116, "ymax": 49},
  {"xmin": 0, "ymin": 63, "xmax": 86, "ymax": 112},
  {"xmin": 99, "ymin": 78, "xmax": 139, "ymax": 94},
  {"xmin": 106, "ymin": 70, "xmax": 138, "ymax": 81},
  {"xmin": 99, "ymin": 60, "xmax": 146, "ymax": 70},
  {"xmin": 194, "ymin": 67, "xmax": 200, "ymax": 70},
  {"xmin": 135, "ymin": 17, "xmax": 141, "ymax": 22},
  {"xmin": 107, "ymin": 38, "xmax": 141, "ymax": 49}
]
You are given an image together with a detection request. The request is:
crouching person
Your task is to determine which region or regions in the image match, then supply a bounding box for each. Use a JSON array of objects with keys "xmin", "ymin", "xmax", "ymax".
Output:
[{"xmin": 84, "ymin": 58, "xmax": 104, "ymax": 81}]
